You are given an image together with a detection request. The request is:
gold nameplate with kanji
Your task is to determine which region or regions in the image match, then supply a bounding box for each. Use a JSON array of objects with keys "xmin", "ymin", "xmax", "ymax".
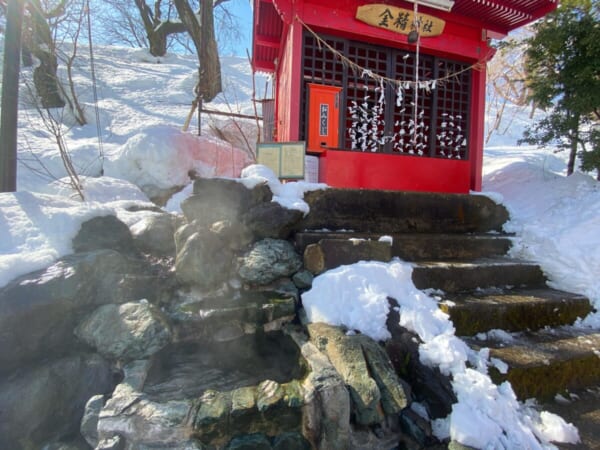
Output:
[{"xmin": 356, "ymin": 4, "xmax": 445, "ymax": 37}]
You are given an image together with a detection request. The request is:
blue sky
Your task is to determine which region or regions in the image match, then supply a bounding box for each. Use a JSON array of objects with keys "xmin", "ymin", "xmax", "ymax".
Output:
[{"xmin": 228, "ymin": 0, "xmax": 254, "ymax": 56}]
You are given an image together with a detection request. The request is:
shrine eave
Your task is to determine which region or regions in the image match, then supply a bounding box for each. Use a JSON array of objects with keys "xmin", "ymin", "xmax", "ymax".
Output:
[{"xmin": 251, "ymin": 0, "xmax": 559, "ymax": 73}]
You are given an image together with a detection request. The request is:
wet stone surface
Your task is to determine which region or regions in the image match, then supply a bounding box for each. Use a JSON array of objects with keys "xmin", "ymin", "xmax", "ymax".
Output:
[{"xmin": 143, "ymin": 332, "xmax": 306, "ymax": 402}]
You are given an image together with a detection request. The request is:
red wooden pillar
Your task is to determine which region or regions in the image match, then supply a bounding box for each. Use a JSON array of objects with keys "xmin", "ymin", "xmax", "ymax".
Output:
[
  {"xmin": 276, "ymin": 17, "xmax": 303, "ymax": 142},
  {"xmin": 469, "ymin": 62, "xmax": 486, "ymax": 192}
]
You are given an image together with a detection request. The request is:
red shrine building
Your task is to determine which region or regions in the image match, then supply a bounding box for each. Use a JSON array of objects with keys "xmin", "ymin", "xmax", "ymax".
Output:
[{"xmin": 252, "ymin": 0, "xmax": 559, "ymax": 193}]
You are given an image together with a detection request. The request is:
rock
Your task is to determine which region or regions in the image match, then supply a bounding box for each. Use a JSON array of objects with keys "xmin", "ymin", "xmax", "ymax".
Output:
[
  {"xmin": 385, "ymin": 300, "xmax": 456, "ymax": 419},
  {"xmin": 307, "ymin": 323, "xmax": 382, "ymax": 425},
  {"xmin": 175, "ymin": 229, "xmax": 233, "ymax": 288},
  {"xmin": 242, "ymin": 201, "xmax": 304, "ymax": 240},
  {"xmin": 73, "ymin": 215, "xmax": 136, "ymax": 254},
  {"xmin": 130, "ymin": 212, "xmax": 177, "ymax": 256},
  {"xmin": 210, "ymin": 219, "xmax": 254, "ymax": 251},
  {"xmin": 355, "ymin": 334, "xmax": 410, "ymax": 415},
  {"xmin": 75, "ymin": 301, "xmax": 172, "ymax": 361},
  {"xmin": 137, "ymin": 441, "xmax": 205, "ymax": 450},
  {"xmin": 231, "ymin": 386, "xmax": 257, "ymax": 417},
  {"xmin": 182, "ymin": 178, "xmax": 272, "ymax": 227},
  {"xmin": 400, "ymin": 408, "xmax": 436, "ymax": 448},
  {"xmin": 448, "ymin": 441, "xmax": 479, "ymax": 450},
  {"xmin": 225, "ymin": 433, "xmax": 272, "ymax": 450},
  {"xmin": 238, "ymin": 239, "xmax": 302, "ymax": 285},
  {"xmin": 95, "ymin": 435, "xmax": 125, "ymax": 450},
  {"xmin": 0, "ymin": 354, "xmax": 113, "ymax": 450},
  {"xmin": 348, "ymin": 425, "xmax": 405, "ymax": 450},
  {"xmin": 43, "ymin": 437, "xmax": 91, "ymax": 450},
  {"xmin": 292, "ymin": 270, "xmax": 314, "ymax": 290},
  {"xmin": 257, "ymin": 380, "xmax": 284, "ymax": 412},
  {"xmin": 0, "ymin": 250, "xmax": 146, "ymax": 373},
  {"xmin": 106, "ymin": 272, "xmax": 176, "ymax": 307},
  {"xmin": 170, "ymin": 292, "xmax": 296, "ymax": 343},
  {"xmin": 272, "ymin": 432, "xmax": 311, "ymax": 450},
  {"xmin": 194, "ymin": 390, "xmax": 232, "ymax": 440},
  {"xmin": 81, "ymin": 394, "xmax": 105, "ymax": 448},
  {"xmin": 286, "ymin": 327, "xmax": 351, "ymax": 450},
  {"xmin": 174, "ymin": 221, "xmax": 198, "ymax": 254},
  {"xmin": 98, "ymin": 384, "xmax": 194, "ymax": 446}
]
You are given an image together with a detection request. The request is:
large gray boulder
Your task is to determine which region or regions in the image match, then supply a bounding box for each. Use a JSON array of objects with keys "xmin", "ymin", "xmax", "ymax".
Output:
[
  {"xmin": 0, "ymin": 250, "xmax": 151, "ymax": 373},
  {"xmin": 181, "ymin": 178, "xmax": 272, "ymax": 227},
  {"xmin": 0, "ymin": 353, "xmax": 113, "ymax": 450},
  {"xmin": 130, "ymin": 212, "xmax": 178, "ymax": 257},
  {"xmin": 242, "ymin": 202, "xmax": 304, "ymax": 240},
  {"xmin": 238, "ymin": 239, "xmax": 302, "ymax": 285},
  {"xmin": 175, "ymin": 228, "xmax": 234, "ymax": 288},
  {"xmin": 72, "ymin": 215, "xmax": 137, "ymax": 254},
  {"xmin": 75, "ymin": 301, "xmax": 172, "ymax": 361}
]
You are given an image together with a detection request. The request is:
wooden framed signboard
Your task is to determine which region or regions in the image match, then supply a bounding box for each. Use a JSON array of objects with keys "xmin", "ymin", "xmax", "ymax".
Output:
[
  {"xmin": 356, "ymin": 4, "xmax": 445, "ymax": 37},
  {"xmin": 257, "ymin": 141, "xmax": 306, "ymax": 179}
]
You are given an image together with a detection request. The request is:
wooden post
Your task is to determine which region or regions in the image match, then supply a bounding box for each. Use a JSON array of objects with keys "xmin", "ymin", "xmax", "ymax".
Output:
[
  {"xmin": 197, "ymin": 66, "xmax": 202, "ymax": 136},
  {"xmin": 0, "ymin": 0, "xmax": 25, "ymax": 192}
]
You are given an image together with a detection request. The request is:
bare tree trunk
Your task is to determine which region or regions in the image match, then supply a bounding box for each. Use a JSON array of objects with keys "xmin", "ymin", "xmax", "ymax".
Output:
[
  {"xmin": 133, "ymin": 0, "xmax": 186, "ymax": 56},
  {"xmin": 27, "ymin": 0, "xmax": 65, "ymax": 108},
  {"xmin": 173, "ymin": 0, "xmax": 222, "ymax": 102}
]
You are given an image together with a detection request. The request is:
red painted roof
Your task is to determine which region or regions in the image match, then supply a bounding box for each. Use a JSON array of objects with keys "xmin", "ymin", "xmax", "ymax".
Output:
[
  {"xmin": 252, "ymin": 0, "xmax": 558, "ymax": 73},
  {"xmin": 453, "ymin": 0, "xmax": 559, "ymax": 31}
]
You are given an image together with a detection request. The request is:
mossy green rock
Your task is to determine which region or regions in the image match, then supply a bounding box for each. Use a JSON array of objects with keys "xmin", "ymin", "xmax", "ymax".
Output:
[{"xmin": 307, "ymin": 323, "xmax": 382, "ymax": 425}]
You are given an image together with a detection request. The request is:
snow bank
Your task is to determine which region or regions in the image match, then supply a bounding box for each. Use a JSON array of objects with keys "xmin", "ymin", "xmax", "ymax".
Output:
[
  {"xmin": 483, "ymin": 149, "xmax": 600, "ymax": 326},
  {"xmin": 104, "ymin": 125, "xmax": 253, "ymax": 195}
]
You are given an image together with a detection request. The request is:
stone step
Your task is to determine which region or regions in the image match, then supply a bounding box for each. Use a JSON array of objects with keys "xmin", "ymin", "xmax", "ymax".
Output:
[
  {"xmin": 466, "ymin": 329, "xmax": 600, "ymax": 400},
  {"xmin": 295, "ymin": 232, "xmax": 513, "ymax": 261},
  {"xmin": 303, "ymin": 238, "xmax": 392, "ymax": 274},
  {"xmin": 411, "ymin": 259, "xmax": 547, "ymax": 293},
  {"xmin": 439, "ymin": 288, "xmax": 593, "ymax": 335},
  {"xmin": 297, "ymin": 188, "xmax": 509, "ymax": 234}
]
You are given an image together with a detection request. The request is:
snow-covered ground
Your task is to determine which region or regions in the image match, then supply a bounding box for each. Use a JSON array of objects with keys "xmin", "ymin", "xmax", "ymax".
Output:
[{"xmin": 1, "ymin": 44, "xmax": 599, "ymax": 448}]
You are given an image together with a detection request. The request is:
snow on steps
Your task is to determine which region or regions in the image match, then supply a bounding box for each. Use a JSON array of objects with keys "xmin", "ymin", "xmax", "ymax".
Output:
[{"xmin": 295, "ymin": 189, "xmax": 598, "ymax": 402}]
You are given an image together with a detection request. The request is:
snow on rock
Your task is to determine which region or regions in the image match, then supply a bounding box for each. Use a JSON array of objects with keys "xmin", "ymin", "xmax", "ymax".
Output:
[
  {"xmin": 240, "ymin": 164, "xmax": 326, "ymax": 215},
  {"xmin": 0, "ymin": 192, "xmax": 113, "ymax": 288},
  {"xmin": 0, "ymin": 176, "xmax": 160, "ymax": 289},
  {"xmin": 302, "ymin": 260, "xmax": 395, "ymax": 341}
]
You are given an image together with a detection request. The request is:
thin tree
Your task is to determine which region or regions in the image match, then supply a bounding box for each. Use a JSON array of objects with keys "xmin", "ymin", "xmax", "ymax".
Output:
[{"xmin": 520, "ymin": 0, "xmax": 600, "ymax": 179}]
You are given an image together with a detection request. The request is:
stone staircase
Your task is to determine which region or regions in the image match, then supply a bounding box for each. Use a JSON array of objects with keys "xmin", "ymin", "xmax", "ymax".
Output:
[{"xmin": 294, "ymin": 188, "xmax": 600, "ymax": 402}]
